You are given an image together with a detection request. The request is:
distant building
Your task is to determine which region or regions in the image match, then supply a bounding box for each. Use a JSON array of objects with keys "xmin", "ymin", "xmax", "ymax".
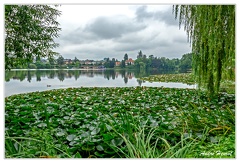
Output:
[
  {"xmin": 64, "ymin": 59, "xmax": 73, "ymax": 64},
  {"xmin": 115, "ymin": 61, "xmax": 121, "ymax": 66},
  {"xmin": 125, "ymin": 58, "xmax": 134, "ymax": 65},
  {"xmin": 79, "ymin": 60, "xmax": 85, "ymax": 65},
  {"xmin": 95, "ymin": 61, "xmax": 104, "ymax": 65},
  {"xmin": 60, "ymin": 58, "xmax": 108, "ymax": 66},
  {"xmin": 84, "ymin": 59, "xmax": 94, "ymax": 65}
]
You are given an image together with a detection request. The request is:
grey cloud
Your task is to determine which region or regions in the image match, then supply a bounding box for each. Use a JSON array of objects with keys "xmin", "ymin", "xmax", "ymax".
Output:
[
  {"xmin": 135, "ymin": 6, "xmax": 152, "ymax": 21},
  {"xmin": 84, "ymin": 16, "xmax": 146, "ymax": 39},
  {"xmin": 114, "ymin": 39, "xmax": 170, "ymax": 52},
  {"xmin": 59, "ymin": 27, "xmax": 98, "ymax": 45},
  {"xmin": 173, "ymin": 35, "xmax": 190, "ymax": 44},
  {"xmin": 55, "ymin": 5, "xmax": 191, "ymax": 60},
  {"xmin": 135, "ymin": 5, "xmax": 178, "ymax": 26},
  {"xmin": 58, "ymin": 15, "xmax": 147, "ymax": 46}
]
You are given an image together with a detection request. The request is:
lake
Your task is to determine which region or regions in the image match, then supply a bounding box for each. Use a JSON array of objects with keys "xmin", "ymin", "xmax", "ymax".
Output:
[{"xmin": 5, "ymin": 69, "xmax": 196, "ymax": 97}]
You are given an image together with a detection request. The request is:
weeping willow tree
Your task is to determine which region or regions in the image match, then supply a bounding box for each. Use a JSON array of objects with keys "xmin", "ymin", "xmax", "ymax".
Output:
[{"xmin": 173, "ymin": 5, "xmax": 235, "ymax": 95}]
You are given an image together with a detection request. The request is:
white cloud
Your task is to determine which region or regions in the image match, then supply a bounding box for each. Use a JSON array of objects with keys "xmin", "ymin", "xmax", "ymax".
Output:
[{"xmin": 54, "ymin": 5, "xmax": 191, "ymax": 60}]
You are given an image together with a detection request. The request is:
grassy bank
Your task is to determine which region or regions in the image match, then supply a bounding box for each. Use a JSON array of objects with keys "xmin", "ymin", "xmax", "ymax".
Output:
[{"xmin": 5, "ymin": 87, "xmax": 235, "ymax": 158}]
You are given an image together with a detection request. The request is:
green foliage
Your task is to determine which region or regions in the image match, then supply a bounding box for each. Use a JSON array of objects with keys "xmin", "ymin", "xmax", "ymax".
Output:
[
  {"xmin": 137, "ymin": 50, "xmax": 143, "ymax": 59},
  {"xmin": 104, "ymin": 58, "xmax": 115, "ymax": 68},
  {"xmin": 5, "ymin": 5, "xmax": 61, "ymax": 70},
  {"xmin": 57, "ymin": 55, "xmax": 64, "ymax": 67},
  {"xmin": 173, "ymin": 5, "xmax": 235, "ymax": 94},
  {"xmin": 134, "ymin": 51, "xmax": 191, "ymax": 72},
  {"xmin": 124, "ymin": 53, "xmax": 128, "ymax": 61},
  {"xmin": 120, "ymin": 60, "xmax": 125, "ymax": 68},
  {"xmin": 28, "ymin": 63, "xmax": 37, "ymax": 69},
  {"xmin": 5, "ymin": 129, "xmax": 72, "ymax": 158},
  {"xmin": 35, "ymin": 61, "xmax": 45, "ymax": 69},
  {"xmin": 109, "ymin": 121, "xmax": 162, "ymax": 158},
  {"xmin": 5, "ymin": 87, "xmax": 235, "ymax": 158},
  {"xmin": 140, "ymin": 73, "xmax": 196, "ymax": 85},
  {"xmin": 140, "ymin": 73, "xmax": 235, "ymax": 94},
  {"xmin": 187, "ymin": 132, "xmax": 235, "ymax": 158},
  {"xmin": 179, "ymin": 53, "xmax": 192, "ymax": 72}
]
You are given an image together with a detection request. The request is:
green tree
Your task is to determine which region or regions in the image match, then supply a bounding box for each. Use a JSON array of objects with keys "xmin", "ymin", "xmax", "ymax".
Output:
[
  {"xmin": 124, "ymin": 53, "xmax": 128, "ymax": 61},
  {"xmin": 36, "ymin": 56, "xmax": 41, "ymax": 62},
  {"xmin": 57, "ymin": 55, "xmax": 64, "ymax": 67},
  {"xmin": 179, "ymin": 53, "xmax": 192, "ymax": 72},
  {"xmin": 139, "ymin": 62, "xmax": 146, "ymax": 72},
  {"xmin": 74, "ymin": 57, "xmax": 79, "ymax": 63},
  {"xmin": 121, "ymin": 60, "xmax": 126, "ymax": 68},
  {"xmin": 149, "ymin": 55, "xmax": 154, "ymax": 59},
  {"xmin": 73, "ymin": 57, "xmax": 80, "ymax": 68},
  {"xmin": 45, "ymin": 62, "xmax": 51, "ymax": 69},
  {"xmin": 109, "ymin": 58, "xmax": 116, "ymax": 68},
  {"xmin": 35, "ymin": 61, "xmax": 45, "ymax": 69},
  {"xmin": 137, "ymin": 50, "xmax": 143, "ymax": 59},
  {"xmin": 49, "ymin": 58, "xmax": 56, "ymax": 68},
  {"xmin": 5, "ymin": 5, "xmax": 61, "ymax": 70},
  {"xmin": 28, "ymin": 63, "xmax": 37, "ymax": 69},
  {"xmin": 173, "ymin": 5, "xmax": 235, "ymax": 94}
]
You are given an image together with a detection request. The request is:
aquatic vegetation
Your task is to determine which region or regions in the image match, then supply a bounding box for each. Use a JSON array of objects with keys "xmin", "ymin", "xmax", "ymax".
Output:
[
  {"xmin": 139, "ymin": 73, "xmax": 196, "ymax": 85},
  {"xmin": 139, "ymin": 73, "xmax": 235, "ymax": 94},
  {"xmin": 5, "ymin": 87, "xmax": 235, "ymax": 158}
]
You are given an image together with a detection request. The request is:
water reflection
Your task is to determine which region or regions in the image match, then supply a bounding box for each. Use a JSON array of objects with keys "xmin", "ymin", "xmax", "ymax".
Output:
[
  {"xmin": 5, "ymin": 69, "xmax": 156, "ymax": 84},
  {"xmin": 5, "ymin": 69, "xmax": 195, "ymax": 97},
  {"xmin": 6, "ymin": 69, "xmax": 176, "ymax": 83}
]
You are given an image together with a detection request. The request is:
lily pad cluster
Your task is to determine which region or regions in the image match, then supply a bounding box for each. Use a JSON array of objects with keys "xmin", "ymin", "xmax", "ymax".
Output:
[
  {"xmin": 140, "ymin": 73, "xmax": 196, "ymax": 85},
  {"xmin": 5, "ymin": 87, "xmax": 235, "ymax": 158}
]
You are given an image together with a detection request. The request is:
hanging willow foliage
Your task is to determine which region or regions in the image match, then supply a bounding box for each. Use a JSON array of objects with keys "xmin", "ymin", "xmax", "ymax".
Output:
[{"xmin": 173, "ymin": 5, "xmax": 235, "ymax": 94}]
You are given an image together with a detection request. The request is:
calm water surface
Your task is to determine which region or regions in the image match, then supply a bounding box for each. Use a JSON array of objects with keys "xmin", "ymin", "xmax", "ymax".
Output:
[{"xmin": 5, "ymin": 69, "xmax": 196, "ymax": 97}]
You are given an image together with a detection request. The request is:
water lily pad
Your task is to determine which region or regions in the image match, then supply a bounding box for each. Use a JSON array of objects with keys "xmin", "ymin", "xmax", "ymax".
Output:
[
  {"xmin": 80, "ymin": 132, "xmax": 90, "ymax": 138},
  {"xmin": 66, "ymin": 134, "xmax": 76, "ymax": 141},
  {"xmin": 94, "ymin": 151, "xmax": 105, "ymax": 157},
  {"xmin": 82, "ymin": 145, "xmax": 95, "ymax": 151},
  {"xmin": 5, "ymin": 86, "xmax": 235, "ymax": 158},
  {"xmin": 63, "ymin": 116, "xmax": 70, "ymax": 119},
  {"xmin": 96, "ymin": 145, "xmax": 104, "ymax": 151},
  {"xmin": 183, "ymin": 133, "xmax": 192, "ymax": 138},
  {"xmin": 111, "ymin": 138, "xmax": 124, "ymax": 146},
  {"xmin": 37, "ymin": 123, "xmax": 47, "ymax": 128},
  {"xmin": 89, "ymin": 126, "xmax": 95, "ymax": 131},
  {"xmin": 69, "ymin": 140, "xmax": 77, "ymax": 146},
  {"xmin": 91, "ymin": 128, "xmax": 100, "ymax": 135},
  {"xmin": 56, "ymin": 131, "xmax": 65, "ymax": 137},
  {"xmin": 106, "ymin": 124, "xmax": 112, "ymax": 131},
  {"xmin": 210, "ymin": 136, "xmax": 218, "ymax": 143}
]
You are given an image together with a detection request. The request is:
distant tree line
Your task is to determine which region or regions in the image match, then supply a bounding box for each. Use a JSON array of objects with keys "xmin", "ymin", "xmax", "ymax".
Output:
[
  {"xmin": 103, "ymin": 58, "xmax": 117, "ymax": 68},
  {"xmin": 103, "ymin": 51, "xmax": 192, "ymax": 73},
  {"xmin": 11, "ymin": 51, "xmax": 193, "ymax": 73},
  {"xmin": 128, "ymin": 50, "xmax": 192, "ymax": 73}
]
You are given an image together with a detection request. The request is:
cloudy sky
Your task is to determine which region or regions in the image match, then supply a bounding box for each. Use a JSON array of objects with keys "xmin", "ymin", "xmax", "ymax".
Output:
[{"xmin": 54, "ymin": 5, "xmax": 192, "ymax": 61}]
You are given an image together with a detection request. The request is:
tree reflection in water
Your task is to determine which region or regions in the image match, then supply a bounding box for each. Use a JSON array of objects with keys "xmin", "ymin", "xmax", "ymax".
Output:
[{"xmin": 5, "ymin": 69, "xmax": 151, "ymax": 84}]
